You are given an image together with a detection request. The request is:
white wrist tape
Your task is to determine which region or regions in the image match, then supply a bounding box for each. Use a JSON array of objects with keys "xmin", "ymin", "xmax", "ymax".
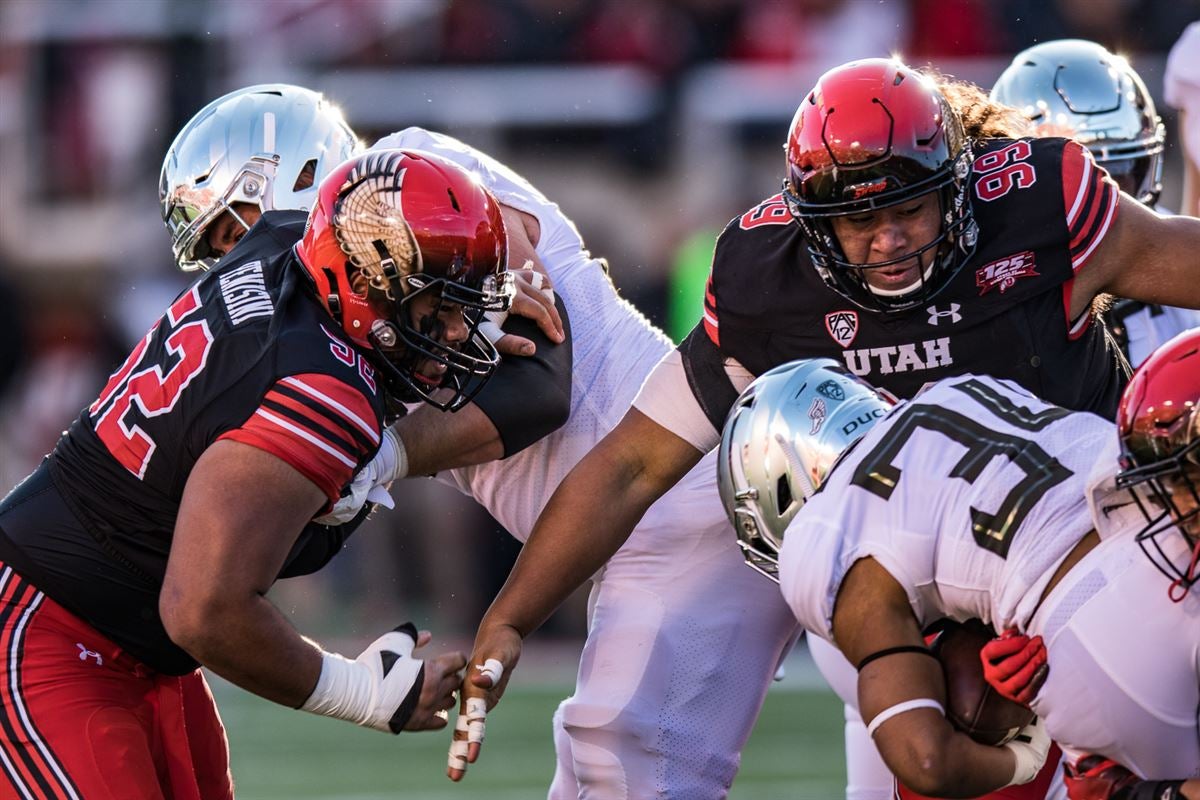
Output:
[
  {"xmin": 479, "ymin": 310, "xmax": 509, "ymax": 345},
  {"xmin": 1002, "ymin": 716, "xmax": 1050, "ymax": 787},
  {"xmin": 377, "ymin": 427, "xmax": 409, "ymax": 484},
  {"xmin": 865, "ymin": 698, "xmax": 945, "ymax": 737},
  {"xmin": 300, "ymin": 625, "xmax": 424, "ymax": 734}
]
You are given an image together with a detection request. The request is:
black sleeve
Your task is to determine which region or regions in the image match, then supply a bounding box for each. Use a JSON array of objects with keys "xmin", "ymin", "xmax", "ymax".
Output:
[
  {"xmin": 679, "ymin": 322, "xmax": 740, "ymax": 433},
  {"xmin": 277, "ymin": 502, "xmax": 373, "ymax": 578},
  {"xmin": 472, "ymin": 294, "xmax": 573, "ymax": 457}
]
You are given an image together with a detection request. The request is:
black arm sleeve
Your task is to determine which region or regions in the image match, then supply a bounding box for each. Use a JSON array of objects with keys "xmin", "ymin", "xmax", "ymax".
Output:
[
  {"xmin": 277, "ymin": 502, "xmax": 373, "ymax": 579},
  {"xmin": 472, "ymin": 294, "xmax": 573, "ymax": 457},
  {"xmin": 679, "ymin": 322, "xmax": 740, "ymax": 434}
]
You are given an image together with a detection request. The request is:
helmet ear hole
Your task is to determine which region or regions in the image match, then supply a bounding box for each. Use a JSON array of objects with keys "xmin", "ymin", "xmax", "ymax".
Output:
[
  {"xmin": 294, "ymin": 159, "xmax": 318, "ymax": 191},
  {"xmin": 776, "ymin": 474, "xmax": 794, "ymax": 517}
]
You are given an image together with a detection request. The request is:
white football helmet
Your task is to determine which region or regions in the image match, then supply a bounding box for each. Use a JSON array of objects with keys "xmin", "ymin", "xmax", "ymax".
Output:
[
  {"xmin": 160, "ymin": 84, "xmax": 360, "ymax": 271},
  {"xmin": 991, "ymin": 39, "xmax": 1165, "ymax": 206},
  {"xmin": 717, "ymin": 358, "xmax": 895, "ymax": 582}
]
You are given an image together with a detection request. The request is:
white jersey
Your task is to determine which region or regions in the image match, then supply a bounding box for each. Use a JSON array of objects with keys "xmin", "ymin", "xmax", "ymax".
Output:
[
  {"xmin": 1121, "ymin": 310, "xmax": 1200, "ymax": 368},
  {"xmin": 779, "ymin": 374, "xmax": 1113, "ymax": 641},
  {"xmin": 372, "ymin": 129, "xmax": 677, "ymax": 540}
]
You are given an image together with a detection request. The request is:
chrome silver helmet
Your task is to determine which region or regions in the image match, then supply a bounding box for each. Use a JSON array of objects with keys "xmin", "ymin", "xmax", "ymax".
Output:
[
  {"xmin": 717, "ymin": 358, "xmax": 895, "ymax": 582},
  {"xmin": 160, "ymin": 84, "xmax": 360, "ymax": 271},
  {"xmin": 991, "ymin": 39, "xmax": 1165, "ymax": 205}
]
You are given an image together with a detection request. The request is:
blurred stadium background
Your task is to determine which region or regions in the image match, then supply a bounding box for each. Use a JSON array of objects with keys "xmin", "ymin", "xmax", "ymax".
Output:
[{"xmin": 0, "ymin": 0, "xmax": 1194, "ymax": 796}]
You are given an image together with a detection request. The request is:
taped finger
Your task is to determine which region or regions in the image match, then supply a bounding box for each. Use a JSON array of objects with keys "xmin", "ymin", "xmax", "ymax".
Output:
[
  {"xmin": 475, "ymin": 658, "xmax": 504, "ymax": 685},
  {"xmin": 448, "ymin": 739, "xmax": 470, "ymax": 771},
  {"xmin": 465, "ymin": 696, "xmax": 487, "ymax": 745}
]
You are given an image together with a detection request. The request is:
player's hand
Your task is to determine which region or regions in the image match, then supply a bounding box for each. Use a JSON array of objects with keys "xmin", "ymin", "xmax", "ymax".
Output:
[
  {"xmin": 1062, "ymin": 754, "xmax": 1138, "ymax": 800},
  {"xmin": 481, "ymin": 263, "xmax": 563, "ymax": 357},
  {"xmin": 446, "ymin": 622, "xmax": 522, "ymax": 781},
  {"xmin": 980, "ymin": 628, "xmax": 1048, "ymax": 706},
  {"xmin": 406, "ymin": 632, "xmax": 469, "ymax": 732},
  {"xmin": 300, "ymin": 624, "xmax": 465, "ymax": 734}
]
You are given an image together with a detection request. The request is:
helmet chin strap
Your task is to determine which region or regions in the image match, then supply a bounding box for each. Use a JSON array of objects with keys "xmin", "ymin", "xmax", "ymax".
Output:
[{"xmin": 864, "ymin": 258, "xmax": 937, "ymax": 298}]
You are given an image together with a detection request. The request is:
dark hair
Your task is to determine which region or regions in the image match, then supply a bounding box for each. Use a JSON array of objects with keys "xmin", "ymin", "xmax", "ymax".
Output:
[{"xmin": 927, "ymin": 72, "xmax": 1032, "ymax": 140}]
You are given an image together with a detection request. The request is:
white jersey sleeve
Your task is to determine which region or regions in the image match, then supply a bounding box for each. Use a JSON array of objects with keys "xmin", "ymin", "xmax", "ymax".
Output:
[
  {"xmin": 1122, "ymin": 308, "xmax": 1200, "ymax": 368},
  {"xmin": 631, "ymin": 351, "xmax": 753, "ymax": 454},
  {"xmin": 1166, "ymin": 22, "xmax": 1200, "ymax": 166},
  {"xmin": 372, "ymin": 128, "xmax": 676, "ymax": 539},
  {"xmin": 372, "ymin": 127, "xmax": 585, "ymax": 266},
  {"xmin": 779, "ymin": 375, "xmax": 1114, "ymax": 640}
]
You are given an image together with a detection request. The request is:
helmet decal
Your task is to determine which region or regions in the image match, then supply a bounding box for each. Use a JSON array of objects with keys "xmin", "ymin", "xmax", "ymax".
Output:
[
  {"xmin": 295, "ymin": 148, "xmax": 514, "ymax": 412},
  {"xmin": 332, "ymin": 150, "xmax": 421, "ymax": 299}
]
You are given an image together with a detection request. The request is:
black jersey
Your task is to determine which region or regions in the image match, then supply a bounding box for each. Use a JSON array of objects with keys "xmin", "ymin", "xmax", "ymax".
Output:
[
  {"xmin": 0, "ymin": 211, "xmax": 385, "ymax": 674},
  {"xmin": 684, "ymin": 137, "xmax": 1127, "ymax": 430}
]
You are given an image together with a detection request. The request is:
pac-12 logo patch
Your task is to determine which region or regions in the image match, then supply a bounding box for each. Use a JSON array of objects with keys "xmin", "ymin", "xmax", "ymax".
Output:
[
  {"xmin": 976, "ymin": 250, "xmax": 1038, "ymax": 295},
  {"xmin": 816, "ymin": 380, "xmax": 844, "ymax": 401},
  {"xmin": 824, "ymin": 310, "xmax": 859, "ymax": 347}
]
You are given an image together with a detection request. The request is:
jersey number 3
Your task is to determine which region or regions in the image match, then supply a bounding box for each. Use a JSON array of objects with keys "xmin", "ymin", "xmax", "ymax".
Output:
[
  {"xmin": 849, "ymin": 388, "xmax": 1072, "ymax": 558},
  {"xmin": 90, "ymin": 287, "xmax": 214, "ymax": 479}
]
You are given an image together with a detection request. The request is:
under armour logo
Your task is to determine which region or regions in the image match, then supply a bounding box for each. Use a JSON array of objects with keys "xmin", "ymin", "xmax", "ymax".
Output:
[
  {"xmin": 76, "ymin": 643, "xmax": 103, "ymax": 666},
  {"xmin": 927, "ymin": 304, "xmax": 962, "ymax": 325}
]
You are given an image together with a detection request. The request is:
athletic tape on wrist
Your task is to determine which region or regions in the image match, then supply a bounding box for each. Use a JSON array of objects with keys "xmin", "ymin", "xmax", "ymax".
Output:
[
  {"xmin": 380, "ymin": 427, "xmax": 408, "ymax": 483},
  {"xmin": 865, "ymin": 698, "xmax": 945, "ymax": 737},
  {"xmin": 1003, "ymin": 718, "xmax": 1049, "ymax": 787}
]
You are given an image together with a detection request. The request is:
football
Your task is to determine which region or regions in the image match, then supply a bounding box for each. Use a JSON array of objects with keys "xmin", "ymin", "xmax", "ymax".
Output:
[{"xmin": 930, "ymin": 618, "xmax": 1035, "ymax": 746}]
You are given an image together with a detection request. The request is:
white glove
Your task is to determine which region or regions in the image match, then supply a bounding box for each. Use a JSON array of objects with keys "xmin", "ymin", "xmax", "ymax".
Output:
[
  {"xmin": 314, "ymin": 428, "xmax": 406, "ymax": 525},
  {"xmin": 1002, "ymin": 715, "xmax": 1051, "ymax": 786},
  {"xmin": 300, "ymin": 623, "xmax": 425, "ymax": 734}
]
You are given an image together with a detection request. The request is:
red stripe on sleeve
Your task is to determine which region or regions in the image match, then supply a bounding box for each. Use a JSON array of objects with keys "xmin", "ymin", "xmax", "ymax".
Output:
[
  {"xmin": 219, "ymin": 374, "xmax": 381, "ymax": 503},
  {"xmin": 1061, "ymin": 140, "xmax": 1119, "ymax": 273},
  {"xmin": 702, "ymin": 275, "xmax": 720, "ymax": 347}
]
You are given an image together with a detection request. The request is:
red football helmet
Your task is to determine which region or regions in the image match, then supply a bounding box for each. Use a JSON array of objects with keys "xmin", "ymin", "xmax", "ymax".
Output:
[
  {"xmin": 1115, "ymin": 329, "xmax": 1200, "ymax": 600},
  {"xmin": 782, "ymin": 58, "xmax": 977, "ymax": 312},
  {"xmin": 296, "ymin": 148, "xmax": 514, "ymax": 411}
]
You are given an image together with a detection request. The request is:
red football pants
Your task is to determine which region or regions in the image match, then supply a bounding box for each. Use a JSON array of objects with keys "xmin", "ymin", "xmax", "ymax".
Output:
[
  {"xmin": 895, "ymin": 743, "xmax": 1063, "ymax": 800},
  {"xmin": 0, "ymin": 564, "xmax": 233, "ymax": 800}
]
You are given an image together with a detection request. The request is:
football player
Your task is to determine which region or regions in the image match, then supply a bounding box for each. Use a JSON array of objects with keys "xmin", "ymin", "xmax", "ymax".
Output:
[
  {"xmin": 0, "ymin": 149, "xmax": 515, "ymax": 798},
  {"xmin": 456, "ymin": 56, "xmax": 1200, "ymax": 787},
  {"xmin": 991, "ymin": 39, "xmax": 1200, "ymax": 368},
  {"xmin": 161, "ymin": 87, "xmax": 802, "ymax": 798},
  {"xmin": 1166, "ymin": 22, "xmax": 1200, "ymax": 218},
  {"xmin": 718, "ymin": 341, "xmax": 1200, "ymax": 796}
]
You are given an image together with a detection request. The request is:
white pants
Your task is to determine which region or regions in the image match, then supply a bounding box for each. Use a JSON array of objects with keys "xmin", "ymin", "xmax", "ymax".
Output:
[
  {"xmin": 808, "ymin": 634, "xmax": 894, "ymax": 800},
  {"xmin": 1029, "ymin": 532, "xmax": 1200, "ymax": 778},
  {"xmin": 547, "ymin": 473, "xmax": 800, "ymax": 799}
]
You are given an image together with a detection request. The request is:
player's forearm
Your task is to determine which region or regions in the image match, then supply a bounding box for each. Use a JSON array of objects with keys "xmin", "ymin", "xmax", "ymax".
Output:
[
  {"xmin": 162, "ymin": 587, "xmax": 322, "ymax": 707},
  {"xmin": 483, "ymin": 455, "xmax": 650, "ymax": 636},
  {"xmin": 484, "ymin": 437, "xmax": 690, "ymax": 637},
  {"xmin": 397, "ymin": 403, "xmax": 504, "ymax": 475},
  {"xmin": 886, "ymin": 726, "xmax": 1028, "ymax": 798}
]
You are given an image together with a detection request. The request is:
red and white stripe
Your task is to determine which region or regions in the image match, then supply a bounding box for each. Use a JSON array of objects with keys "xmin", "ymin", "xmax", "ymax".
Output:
[
  {"xmin": 1063, "ymin": 142, "xmax": 1119, "ymax": 273},
  {"xmin": 0, "ymin": 567, "xmax": 81, "ymax": 800}
]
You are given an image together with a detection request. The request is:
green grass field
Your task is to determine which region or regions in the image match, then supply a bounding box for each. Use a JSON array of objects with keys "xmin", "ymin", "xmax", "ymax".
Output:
[{"xmin": 213, "ymin": 650, "xmax": 847, "ymax": 799}]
